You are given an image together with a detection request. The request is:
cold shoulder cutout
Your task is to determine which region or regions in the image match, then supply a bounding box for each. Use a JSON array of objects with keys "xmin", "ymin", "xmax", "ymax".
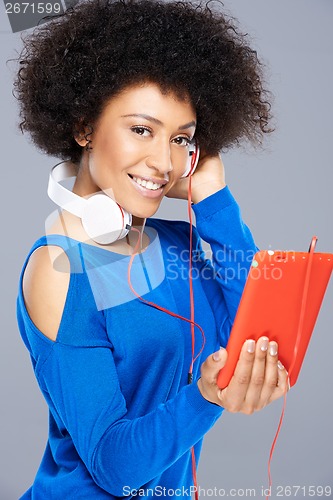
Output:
[{"xmin": 22, "ymin": 244, "xmax": 71, "ymax": 341}]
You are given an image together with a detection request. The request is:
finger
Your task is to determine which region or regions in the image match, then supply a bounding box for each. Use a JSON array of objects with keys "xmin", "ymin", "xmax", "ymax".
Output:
[
  {"xmin": 198, "ymin": 348, "xmax": 228, "ymax": 404},
  {"xmin": 244, "ymin": 337, "xmax": 269, "ymax": 410},
  {"xmin": 200, "ymin": 347, "xmax": 228, "ymax": 385},
  {"xmin": 257, "ymin": 341, "xmax": 279, "ymax": 408},
  {"xmin": 219, "ymin": 339, "xmax": 256, "ymax": 411},
  {"xmin": 268, "ymin": 360, "xmax": 290, "ymax": 404},
  {"xmin": 277, "ymin": 360, "xmax": 290, "ymax": 393}
]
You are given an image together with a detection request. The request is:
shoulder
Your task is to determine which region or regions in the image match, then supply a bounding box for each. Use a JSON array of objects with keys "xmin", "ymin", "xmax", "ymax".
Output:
[{"xmin": 22, "ymin": 245, "xmax": 71, "ymax": 341}]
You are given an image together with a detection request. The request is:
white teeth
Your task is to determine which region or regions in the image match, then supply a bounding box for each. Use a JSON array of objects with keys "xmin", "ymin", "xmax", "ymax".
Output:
[{"xmin": 132, "ymin": 176, "xmax": 163, "ymax": 190}]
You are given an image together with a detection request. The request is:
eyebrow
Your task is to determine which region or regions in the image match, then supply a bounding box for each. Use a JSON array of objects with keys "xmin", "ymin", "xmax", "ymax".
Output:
[{"xmin": 121, "ymin": 113, "xmax": 196, "ymax": 130}]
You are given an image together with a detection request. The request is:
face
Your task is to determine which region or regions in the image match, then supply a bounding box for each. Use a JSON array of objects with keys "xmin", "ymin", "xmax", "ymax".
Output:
[{"xmin": 76, "ymin": 83, "xmax": 196, "ymax": 220}]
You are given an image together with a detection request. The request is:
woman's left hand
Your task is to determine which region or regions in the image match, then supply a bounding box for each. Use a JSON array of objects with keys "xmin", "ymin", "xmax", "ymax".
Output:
[
  {"xmin": 198, "ymin": 338, "xmax": 290, "ymax": 413},
  {"xmin": 166, "ymin": 151, "xmax": 227, "ymax": 204}
]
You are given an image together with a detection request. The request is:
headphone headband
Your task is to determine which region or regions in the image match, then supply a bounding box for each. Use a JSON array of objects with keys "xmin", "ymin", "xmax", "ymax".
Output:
[{"xmin": 47, "ymin": 161, "xmax": 87, "ymax": 218}]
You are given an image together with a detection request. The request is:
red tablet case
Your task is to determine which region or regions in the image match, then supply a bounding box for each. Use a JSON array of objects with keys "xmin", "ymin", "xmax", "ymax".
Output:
[{"xmin": 217, "ymin": 239, "xmax": 333, "ymax": 389}]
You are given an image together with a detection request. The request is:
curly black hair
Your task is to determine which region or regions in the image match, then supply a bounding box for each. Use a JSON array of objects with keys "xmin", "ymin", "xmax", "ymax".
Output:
[{"xmin": 13, "ymin": 0, "xmax": 273, "ymax": 163}]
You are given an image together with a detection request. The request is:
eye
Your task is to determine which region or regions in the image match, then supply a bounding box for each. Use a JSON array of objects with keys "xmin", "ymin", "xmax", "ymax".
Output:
[
  {"xmin": 172, "ymin": 136, "xmax": 191, "ymax": 147},
  {"xmin": 131, "ymin": 126, "xmax": 152, "ymax": 137}
]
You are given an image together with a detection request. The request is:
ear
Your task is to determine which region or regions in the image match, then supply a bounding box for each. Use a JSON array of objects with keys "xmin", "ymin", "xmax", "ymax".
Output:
[{"xmin": 73, "ymin": 121, "xmax": 94, "ymax": 147}]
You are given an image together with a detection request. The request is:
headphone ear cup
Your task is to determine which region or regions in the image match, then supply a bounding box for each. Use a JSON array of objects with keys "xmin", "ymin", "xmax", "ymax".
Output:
[
  {"xmin": 181, "ymin": 139, "xmax": 200, "ymax": 178},
  {"xmin": 81, "ymin": 193, "xmax": 132, "ymax": 245}
]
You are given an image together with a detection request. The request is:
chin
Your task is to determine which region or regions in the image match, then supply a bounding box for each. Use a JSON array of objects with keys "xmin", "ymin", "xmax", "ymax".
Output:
[
  {"xmin": 130, "ymin": 205, "xmax": 159, "ymax": 221},
  {"xmin": 133, "ymin": 210, "xmax": 158, "ymax": 220}
]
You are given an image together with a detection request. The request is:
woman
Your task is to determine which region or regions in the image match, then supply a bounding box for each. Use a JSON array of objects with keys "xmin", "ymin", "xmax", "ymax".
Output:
[{"xmin": 14, "ymin": 0, "xmax": 288, "ymax": 497}]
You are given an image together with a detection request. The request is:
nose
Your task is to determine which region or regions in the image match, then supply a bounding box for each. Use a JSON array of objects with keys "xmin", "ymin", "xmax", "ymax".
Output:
[{"xmin": 145, "ymin": 140, "xmax": 173, "ymax": 175}]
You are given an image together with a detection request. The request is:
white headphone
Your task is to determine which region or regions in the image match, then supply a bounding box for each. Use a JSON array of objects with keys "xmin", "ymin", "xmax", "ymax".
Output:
[{"xmin": 47, "ymin": 139, "xmax": 199, "ymax": 245}]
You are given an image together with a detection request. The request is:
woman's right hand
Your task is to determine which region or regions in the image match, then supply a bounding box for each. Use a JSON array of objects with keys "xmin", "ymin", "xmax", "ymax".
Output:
[
  {"xmin": 197, "ymin": 337, "xmax": 289, "ymax": 414},
  {"xmin": 166, "ymin": 152, "xmax": 226, "ymax": 204}
]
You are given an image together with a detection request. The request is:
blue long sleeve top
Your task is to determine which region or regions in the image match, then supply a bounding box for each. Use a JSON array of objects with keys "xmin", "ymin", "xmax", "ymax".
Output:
[{"xmin": 17, "ymin": 186, "xmax": 257, "ymax": 499}]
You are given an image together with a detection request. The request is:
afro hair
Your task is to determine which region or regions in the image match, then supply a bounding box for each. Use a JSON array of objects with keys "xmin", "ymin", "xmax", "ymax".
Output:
[{"xmin": 13, "ymin": 0, "xmax": 273, "ymax": 163}]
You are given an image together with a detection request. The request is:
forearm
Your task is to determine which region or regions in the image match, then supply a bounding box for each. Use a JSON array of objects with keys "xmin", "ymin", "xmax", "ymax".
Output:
[{"xmin": 91, "ymin": 382, "xmax": 222, "ymax": 495}]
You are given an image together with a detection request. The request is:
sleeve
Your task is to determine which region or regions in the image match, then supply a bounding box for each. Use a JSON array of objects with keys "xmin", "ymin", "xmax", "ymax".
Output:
[
  {"xmin": 40, "ymin": 342, "xmax": 222, "ymax": 496},
  {"xmin": 191, "ymin": 185, "xmax": 258, "ymax": 346}
]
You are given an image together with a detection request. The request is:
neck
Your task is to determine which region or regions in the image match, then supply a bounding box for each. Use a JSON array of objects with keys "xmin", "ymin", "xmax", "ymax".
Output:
[
  {"xmin": 127, "ymin": 216, "xmax": 147, "ymax": 252},
  {"xmin": 131, "ymin": 215, "xmax": 146, "ymax": 230}
]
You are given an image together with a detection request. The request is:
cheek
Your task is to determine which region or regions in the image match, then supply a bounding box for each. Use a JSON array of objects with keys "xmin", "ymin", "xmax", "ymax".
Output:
[
  {"xmin": 94, "ymin": 132, "xmax": 144, "ymax": 172},
  {"xmin": 88, "ymin": 138, "xmax": 127, "ymax": 186},
  {"xmin": 171, "ymin": 149, "xmax": 190, "ymax": 176}
]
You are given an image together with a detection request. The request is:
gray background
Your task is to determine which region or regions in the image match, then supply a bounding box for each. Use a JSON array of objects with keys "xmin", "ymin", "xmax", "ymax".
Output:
[{"xmin": 1, "ymin": 0, "xmax": 332, "ymax": 498}]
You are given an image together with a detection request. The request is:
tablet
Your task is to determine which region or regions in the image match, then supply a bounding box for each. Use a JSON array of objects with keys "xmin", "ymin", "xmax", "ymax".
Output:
[{"xmin": 217, "ymin": 241, "xmax": 333, "ymax": 390}]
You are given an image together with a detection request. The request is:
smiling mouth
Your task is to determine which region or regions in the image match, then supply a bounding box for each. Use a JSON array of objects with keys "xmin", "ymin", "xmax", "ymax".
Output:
[{"xmin": 128, "ymin": 174, "xmax": 166, "ymax": 191}]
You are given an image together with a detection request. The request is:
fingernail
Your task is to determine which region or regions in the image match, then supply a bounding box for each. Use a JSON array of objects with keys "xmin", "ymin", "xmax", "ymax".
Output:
[
  {"xmin": 247, "ymin": 339, "xmax": 255, "ymax": 353},
  {"xmin": 260, "ymin": 338, "xmax": 269, "ymax": 352},
  {"xmin": 213, "ymin": 350, "xmax": 221, "ymax": 361},
  {"xmin": 269, "ymin": 343, "xmax": 278, "ymax": 356},
  {"xmin": 277, "ymin": 360, "xmax": 284, "ymax": 370}
]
